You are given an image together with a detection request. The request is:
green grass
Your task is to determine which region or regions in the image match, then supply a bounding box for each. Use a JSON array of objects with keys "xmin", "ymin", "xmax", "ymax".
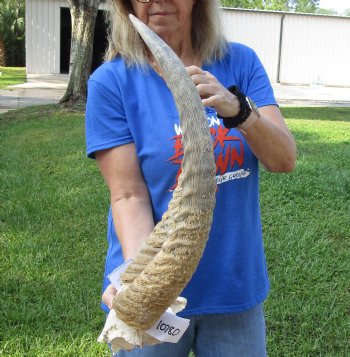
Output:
[
  {"xmin": 0, "ymin": 67, "xmax": 26, "ymax": 89},
  {"xmin": 1, "ymin": 105, "xmax": 349, "ymax": 356},
  {"xmin": 263, "ymin": 107, "xmax": 350, "ymax": 356}
]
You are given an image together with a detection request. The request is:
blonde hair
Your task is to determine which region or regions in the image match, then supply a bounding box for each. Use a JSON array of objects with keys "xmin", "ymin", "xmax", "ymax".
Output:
[{"xmin": 104, "ymin": 0, "xmax": 227, "ymax": 65}]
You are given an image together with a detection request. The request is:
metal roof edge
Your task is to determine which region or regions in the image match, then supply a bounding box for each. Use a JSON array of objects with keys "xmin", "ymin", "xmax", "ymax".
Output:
[{"xmin": 220, "ymin": 7, "xmax": 350, "ymax": 20}]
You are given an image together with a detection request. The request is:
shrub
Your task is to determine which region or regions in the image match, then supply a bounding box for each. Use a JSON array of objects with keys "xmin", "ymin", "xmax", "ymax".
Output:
[{"xmin": 0, "ymin": 0, "xmax": 25, "ymax": 67}]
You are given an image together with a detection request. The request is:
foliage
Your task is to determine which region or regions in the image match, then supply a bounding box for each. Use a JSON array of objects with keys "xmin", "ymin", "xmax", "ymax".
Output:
[
  {"xmin": 316, "ymin": 7, "xmax": 338, "ymax": 15},
  {"xmin": 0, "ymin": 105, "xmax": 349, "ymax": 356},
  {"xmin": 220, "ymin": 0, "xmax": 290, "ymax": 11},
  {"xmin": 220, "ymin": 0, "xmax": 320, "ymax": 13},
  {"xmin": 343, "ymin": 8, "xmax": 350, "ymax": 17},
  {"xmin": 290, "ymin": 0, "xmax": 319, "ymax": 13},
  {"xmin": 315, "ymin": 6, "xmax": 350, "ymax": 16},
  {"xmin": 0, "ymin": 0, "xmax": 25, "ymax": 67},
  {"xmin": 0, "ymin": 66, "xmax": 26, "ymax": 89}
]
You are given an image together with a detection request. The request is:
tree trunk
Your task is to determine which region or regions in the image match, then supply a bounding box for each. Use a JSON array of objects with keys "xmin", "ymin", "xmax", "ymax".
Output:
[
  {"xmin": 60, "ymin": 0, "xmax": 101, "ymax": 105},
  {"xmin": 0, "ymin": 35, "xmax": 6, "ymax": 67}
]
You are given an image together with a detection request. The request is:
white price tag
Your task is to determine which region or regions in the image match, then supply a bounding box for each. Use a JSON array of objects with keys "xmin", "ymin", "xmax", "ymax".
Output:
[
  {"xmin": 107, "ymin": 259, "xmax": 133, "ymax": 290},
  {"xmin": 146, "ymin": 310, "xmax": 190, "ymax": 343}
]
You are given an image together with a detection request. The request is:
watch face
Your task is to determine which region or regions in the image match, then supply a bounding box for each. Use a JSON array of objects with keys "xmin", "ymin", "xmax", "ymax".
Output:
[{"xmin": 247, "ymin": 97, "xmax": 260, "ymax": 117}]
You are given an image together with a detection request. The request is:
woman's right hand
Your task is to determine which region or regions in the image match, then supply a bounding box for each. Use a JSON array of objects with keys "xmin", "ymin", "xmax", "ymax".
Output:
[{"xmin": 102, "ymin": 284, "xmax": 117, "ymax": 310}]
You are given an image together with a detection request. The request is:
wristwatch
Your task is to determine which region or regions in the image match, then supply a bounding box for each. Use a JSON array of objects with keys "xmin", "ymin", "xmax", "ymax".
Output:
[{"xmin": 218, "ymin": 86, "xmax": 260, "ymax": 129}]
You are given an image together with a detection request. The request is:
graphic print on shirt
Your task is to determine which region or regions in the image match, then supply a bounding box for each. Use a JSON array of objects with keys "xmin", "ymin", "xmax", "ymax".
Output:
[{"xmin": 168, "ymin": 107, "xmax": 251, "ymax": 191}]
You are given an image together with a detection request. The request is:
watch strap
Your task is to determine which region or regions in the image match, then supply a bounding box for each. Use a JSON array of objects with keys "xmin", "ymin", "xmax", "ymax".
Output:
[
  {"xmin": 239, "ymin": 112, "xmax": 260, "ymax": 131},
  {"xmin": 217, "ymin": 86, "xmax": 252, "ymax": 128}
]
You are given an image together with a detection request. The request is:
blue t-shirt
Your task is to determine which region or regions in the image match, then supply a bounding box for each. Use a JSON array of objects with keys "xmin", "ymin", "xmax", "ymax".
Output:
[{"xmin": 86, "ymin": 43, "xmax": 277, "ymax": 316}]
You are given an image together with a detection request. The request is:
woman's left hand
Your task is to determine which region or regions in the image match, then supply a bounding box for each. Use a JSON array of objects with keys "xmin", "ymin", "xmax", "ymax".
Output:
[
  {"xmin": 102, "ymin": 283, "xmax": 118, "ymax": 310},
  {"xmin": 186, "ymin": 65, "xmax": 240, "ymax": 118}
]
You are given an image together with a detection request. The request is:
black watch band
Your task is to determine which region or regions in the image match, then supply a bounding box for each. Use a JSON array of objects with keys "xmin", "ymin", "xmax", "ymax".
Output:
[{"xmin": 217, "ymin": 86, "xmax": 252, "ymax": 129}]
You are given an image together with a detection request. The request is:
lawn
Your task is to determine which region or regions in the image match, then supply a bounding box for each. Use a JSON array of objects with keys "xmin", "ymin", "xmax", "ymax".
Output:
[
  {"xmin": 1, "ymin": 106, "xmax": 349, "ymax": 356},
  {"xmin": 0, "ymin": 67, "xmax": 26, "ymax": 89}
]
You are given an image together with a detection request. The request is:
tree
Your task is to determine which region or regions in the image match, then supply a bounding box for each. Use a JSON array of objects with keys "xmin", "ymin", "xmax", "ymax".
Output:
[
  {"xmin": 220, "ymin": 0, "xmax": 263, "ymax": 9},
  {"xmin": 0, "ymin": 0, "xmax": 25, "ymax": 67},
  {"xmin": 290, "ymin": 0, "xmax": 319, "ymax": 13},
  {"xmin": 316, "ymin": 8, "xmax": 338, "ymax": 15},
  {"xmin": 220, "ymin": 0, "xmax": 320, "ymax": 13},
  {"xmin": 0, "ymin": 35, "xmax": 5, "ymax": 67},
  {"xmin": 264, "ymin": 0, "xmax": 290, "ymax": 11},
  {"xmin": 60, "ymin": 0, "xmax": 102, "ymax": 105}
]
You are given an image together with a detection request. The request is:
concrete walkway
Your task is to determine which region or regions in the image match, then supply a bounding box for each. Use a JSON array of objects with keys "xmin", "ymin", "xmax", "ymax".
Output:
[
  {"xmin": 273, "ymin": 83, "xmax": 350, "ymax": 107},
  {"xmin": 0, "ymin": 74, "xmax": 68, "ymax": 114},
  {"xmin": 1, "ymin": 74, "xmax": 350, "ymax": 115}
]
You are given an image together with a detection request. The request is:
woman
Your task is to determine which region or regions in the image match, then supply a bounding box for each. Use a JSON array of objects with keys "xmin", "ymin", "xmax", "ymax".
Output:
[{"xmin": 85, "ymin": 0, "xmax": 296, "ymax": 356}]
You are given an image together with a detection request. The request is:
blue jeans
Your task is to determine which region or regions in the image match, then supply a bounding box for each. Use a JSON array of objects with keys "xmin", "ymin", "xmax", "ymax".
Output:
[{"xmin": 114, "ymin": 303, "xmax": 267, "ymax": 357}]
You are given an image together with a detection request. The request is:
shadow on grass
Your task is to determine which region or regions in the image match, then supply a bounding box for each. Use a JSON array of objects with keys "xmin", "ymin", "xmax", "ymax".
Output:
[
  {"xmin": 290, "ymin": 128, "xmax": 321, "ymax": 142},
  {"xmin": 0, "ymin": 104, "xmax": 85, "ymax": 124}
]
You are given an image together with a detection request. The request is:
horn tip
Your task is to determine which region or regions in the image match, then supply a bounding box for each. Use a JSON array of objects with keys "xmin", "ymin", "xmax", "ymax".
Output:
[{"xmin": 129, "ymin": 13, "xmax": 137, "ymax": 23}]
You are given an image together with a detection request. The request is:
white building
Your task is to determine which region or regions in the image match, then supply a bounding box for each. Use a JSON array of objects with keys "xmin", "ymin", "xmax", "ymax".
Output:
[
  {"xmin": 221, "ymin": 8, "xmax": 350, "ymax": 87},
  {"xmin": 25, "ymin": 1, "xmax": 350, "ymax": 87}
]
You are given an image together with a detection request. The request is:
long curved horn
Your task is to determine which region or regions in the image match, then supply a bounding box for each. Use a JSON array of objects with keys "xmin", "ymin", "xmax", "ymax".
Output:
[{"xmin": 112, "ymin": 14, "xmax": 217, "ymax": 331}]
